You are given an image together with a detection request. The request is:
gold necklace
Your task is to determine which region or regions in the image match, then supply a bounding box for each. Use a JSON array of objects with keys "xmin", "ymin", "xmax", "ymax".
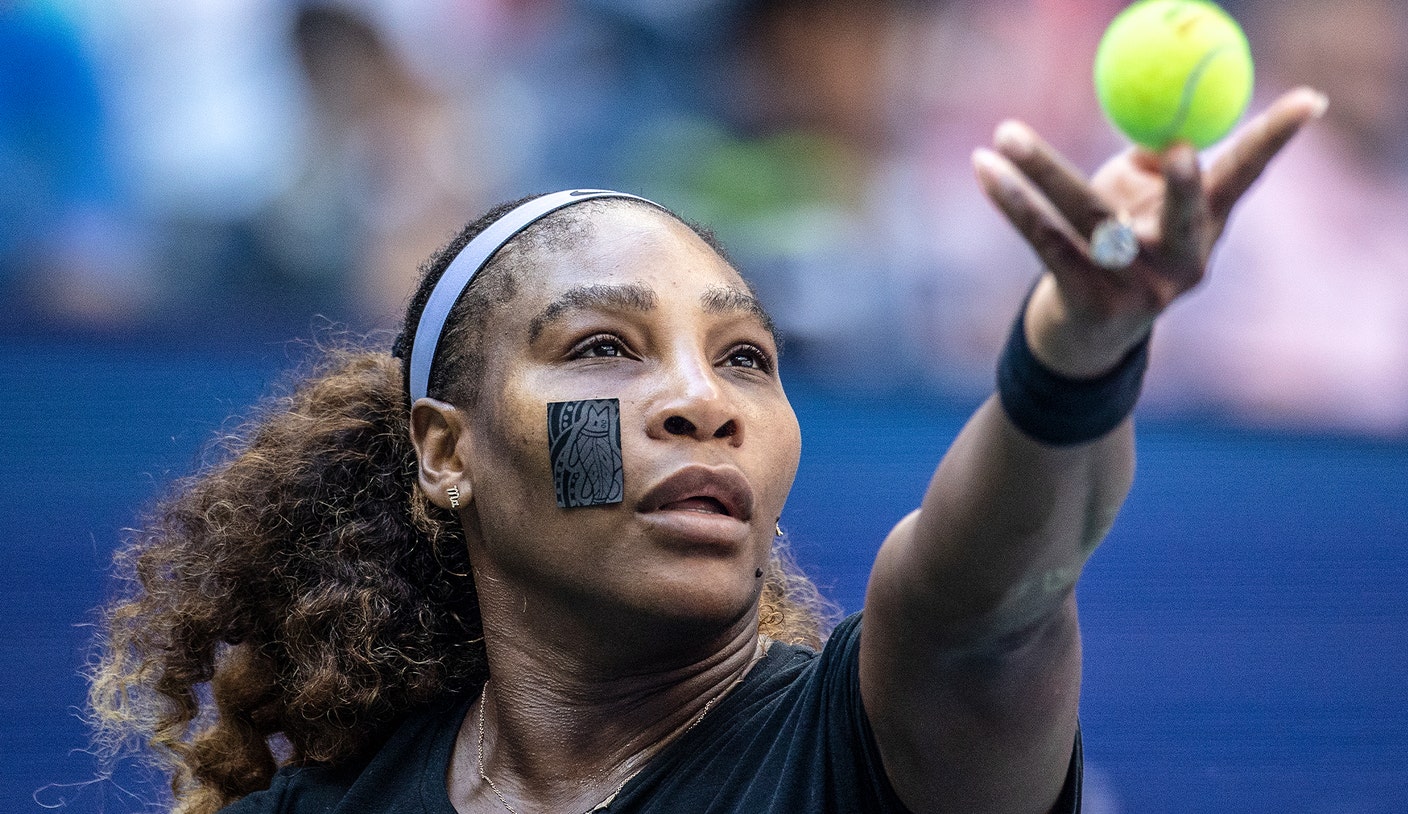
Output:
[{"xmin": 475, "ymin": 639, "xmax": 767, "ymax": 814}]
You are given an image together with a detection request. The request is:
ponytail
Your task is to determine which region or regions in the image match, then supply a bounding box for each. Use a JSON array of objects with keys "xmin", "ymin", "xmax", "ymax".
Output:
[{"xmin": 89, "ymin": 348, "xmax": 485, "ymax": 814}]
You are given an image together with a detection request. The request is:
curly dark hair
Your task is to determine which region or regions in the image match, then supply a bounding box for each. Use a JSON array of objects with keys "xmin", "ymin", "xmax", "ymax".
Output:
[{"xmin": 88, "ymin": 195, "xmax": 831, "ymax": 814}]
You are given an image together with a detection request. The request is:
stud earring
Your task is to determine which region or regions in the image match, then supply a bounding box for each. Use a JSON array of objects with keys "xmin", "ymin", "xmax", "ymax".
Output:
[{"xmin": 447, "ymin": 485, "xmax": 461, "ymax": 510}]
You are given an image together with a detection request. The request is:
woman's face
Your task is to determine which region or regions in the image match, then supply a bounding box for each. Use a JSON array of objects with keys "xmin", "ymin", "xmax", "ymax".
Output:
[{"xmin": 454, "ymin": 204, "xmax": 802, "ymax": 640}]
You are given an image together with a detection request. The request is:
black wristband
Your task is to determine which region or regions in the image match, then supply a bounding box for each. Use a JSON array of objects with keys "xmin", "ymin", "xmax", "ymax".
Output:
[{"xmin": 996, "ymin": 301, "xmax": 1150, "ymax": 446}]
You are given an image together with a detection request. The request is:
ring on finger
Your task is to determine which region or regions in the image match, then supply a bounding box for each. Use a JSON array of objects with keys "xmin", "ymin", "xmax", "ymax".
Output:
[{"xmin": 1090, "ymin": 215, "xmax": 1139, "ymax": 271}]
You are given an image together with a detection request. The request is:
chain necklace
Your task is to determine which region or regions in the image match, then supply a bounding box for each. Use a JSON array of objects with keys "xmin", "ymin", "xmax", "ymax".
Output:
[{"xmin": 475, "ymin": 638, "xmax": 767, "ymax": 814}]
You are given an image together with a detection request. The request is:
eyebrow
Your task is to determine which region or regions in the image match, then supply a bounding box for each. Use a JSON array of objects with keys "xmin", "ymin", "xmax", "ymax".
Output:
[
  {"xmin": 526, "ymin": 281, "xmax": 779, "ymax": 343},
  {"xmin": 529, "ymin": 283, "xmax": 658, "ymax": 341},
  {"xmin": 700, "ymin": 284, "xmax": 777, "ymax": 339}
]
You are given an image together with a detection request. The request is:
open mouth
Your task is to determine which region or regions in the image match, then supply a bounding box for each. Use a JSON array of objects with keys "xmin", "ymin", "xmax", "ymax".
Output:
[
  {"xmin": 639, "ymin": 465, "xmax": 753, "ymax": 522},
  {"xmin": 659, "ymin": 496, "xmax": 730, "ymax": 516}
]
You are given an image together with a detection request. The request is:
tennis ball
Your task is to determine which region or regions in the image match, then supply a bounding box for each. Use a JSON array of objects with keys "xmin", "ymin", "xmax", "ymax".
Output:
[{"xmin": 1094, "ymin": 0, "xmax": 1254, "ymax": 150}]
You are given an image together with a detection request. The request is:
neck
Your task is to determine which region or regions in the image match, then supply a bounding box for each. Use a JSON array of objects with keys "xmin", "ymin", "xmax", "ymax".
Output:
[{"xmin": 448, "ymin": 602, "xmax": 766, "ymax": 813}]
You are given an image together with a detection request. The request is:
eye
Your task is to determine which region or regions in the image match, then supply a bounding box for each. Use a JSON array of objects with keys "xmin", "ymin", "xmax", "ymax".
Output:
[
  {"xmin": 721, "ymin": 344, "xmax": 774, "ymax": 373},
  {"xmin": 570, "ymin": 334, "xmax": 630, "ymax": 359}
]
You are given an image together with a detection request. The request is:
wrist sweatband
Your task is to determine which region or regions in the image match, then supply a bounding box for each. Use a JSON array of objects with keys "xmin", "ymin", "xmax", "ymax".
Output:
[
  {"xmin": 996, "ymin": 301, "xmax": 1150, "ymax": 446},
  {"xmin": 407, "ymin": 189, "xmax": 658, "ymax": 403}
]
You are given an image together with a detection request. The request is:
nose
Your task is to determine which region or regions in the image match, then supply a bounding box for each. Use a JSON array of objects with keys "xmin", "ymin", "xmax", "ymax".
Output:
[{"xmin": 646, "ymin": 353, "xmax": 744, "ymax": 445}]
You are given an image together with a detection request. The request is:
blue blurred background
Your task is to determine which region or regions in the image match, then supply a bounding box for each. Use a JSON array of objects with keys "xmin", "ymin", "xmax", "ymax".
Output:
[{"xmin": 3, "ymin": 0, "xmax": 1406, "ymax": 811}]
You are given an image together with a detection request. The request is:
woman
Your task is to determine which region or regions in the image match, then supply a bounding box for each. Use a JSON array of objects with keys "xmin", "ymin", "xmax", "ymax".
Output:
[{"xmin": 90, "ymin": 88, "xmax": 1325, "ymax": 814}]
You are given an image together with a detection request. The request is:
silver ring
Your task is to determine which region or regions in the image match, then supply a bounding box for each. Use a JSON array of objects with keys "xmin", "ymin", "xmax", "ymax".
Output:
[{"xmin": 1090, "ymin": 216, "xmax": 1139, "ymax": 270}]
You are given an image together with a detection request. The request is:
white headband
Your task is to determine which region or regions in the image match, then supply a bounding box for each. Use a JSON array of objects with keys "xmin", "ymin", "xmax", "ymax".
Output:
[{"xmin": 407, "ymin": 189, "xmax": 658, "ymax": 402}]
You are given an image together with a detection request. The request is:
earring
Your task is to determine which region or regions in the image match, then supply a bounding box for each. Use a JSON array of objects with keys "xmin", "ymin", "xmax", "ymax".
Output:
[
  {"xmin": 774, "ymin": 520, "xmax": 783, "ymax": 538},
  {"xmin": 447, "ymin": 485, "xmax": 461, "ymax": 510}
]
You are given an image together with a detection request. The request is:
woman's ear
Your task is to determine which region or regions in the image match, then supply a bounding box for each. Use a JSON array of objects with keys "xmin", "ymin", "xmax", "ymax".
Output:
[{"xmin": 409, "ymin": 397, "xmax": 472, "ymax": 510}]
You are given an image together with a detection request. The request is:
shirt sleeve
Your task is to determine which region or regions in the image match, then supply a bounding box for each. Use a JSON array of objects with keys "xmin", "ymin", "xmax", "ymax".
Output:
[
  {"xmin": 815, "ymin": 613, "xmax": 917, "ymax": 813},
  {"xmin": 824, "ymin": 613, "xmax": 1083, "ymax": 814},
  {"xmin": 1052, "ymin": 725, "xmax": 1083, "ymax": 814},
  {"xmin": 215, "ymin": 764, "xmax": 357, "ymax": 814},
  {"xmin": 216, "ymin": 782, "xmax": 285, "ymax": 813}
]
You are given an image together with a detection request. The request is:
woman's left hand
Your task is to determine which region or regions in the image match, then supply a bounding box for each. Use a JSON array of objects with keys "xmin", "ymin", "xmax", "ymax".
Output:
[{"xmin": 973, "ymin": 86, "xmax": 1328, "ymax": 379}]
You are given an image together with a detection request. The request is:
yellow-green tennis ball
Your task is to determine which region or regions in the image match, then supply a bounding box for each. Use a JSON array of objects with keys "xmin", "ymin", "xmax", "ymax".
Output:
[{"xmin": 1094, "ymin": 0, "xmax": 1254, "ymax": 150}]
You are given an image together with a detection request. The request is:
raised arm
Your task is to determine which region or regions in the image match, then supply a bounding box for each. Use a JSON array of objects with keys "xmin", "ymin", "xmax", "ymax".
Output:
[{"xmin": 859, "ymin": 88, "xmax": 1328, "ymax": 814}]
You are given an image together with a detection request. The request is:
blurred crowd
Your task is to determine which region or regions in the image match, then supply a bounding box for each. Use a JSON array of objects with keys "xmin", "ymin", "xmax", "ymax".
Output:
[{"xmin": 2, "ymin": 0, "xmax": 1405, "ymax": 434}]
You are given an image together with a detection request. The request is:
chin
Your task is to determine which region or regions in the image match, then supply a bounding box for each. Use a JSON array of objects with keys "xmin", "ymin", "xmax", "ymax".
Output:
[{"xmin": 618, "ymin": 565, "xmax": 764, "ymax": 643}]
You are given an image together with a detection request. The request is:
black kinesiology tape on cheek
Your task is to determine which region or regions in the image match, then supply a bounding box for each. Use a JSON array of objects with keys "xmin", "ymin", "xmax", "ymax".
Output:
[{"xmin": 547, "ymin": 398, "xmax": 625, "ymax": 508}]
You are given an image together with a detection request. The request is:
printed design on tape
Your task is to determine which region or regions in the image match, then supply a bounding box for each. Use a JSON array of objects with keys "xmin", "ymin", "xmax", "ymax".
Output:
[{"xmin": 547, "ymin": 398, "xmax": 625, "ymax": 508}]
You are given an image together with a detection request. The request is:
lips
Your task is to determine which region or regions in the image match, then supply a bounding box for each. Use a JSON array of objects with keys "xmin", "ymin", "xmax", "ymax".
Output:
[{"xmin": 637, "ymin": 465, "xmax": 755, "ymax": 522}]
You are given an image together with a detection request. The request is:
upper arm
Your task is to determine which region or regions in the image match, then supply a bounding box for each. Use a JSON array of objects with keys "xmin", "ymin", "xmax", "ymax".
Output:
[{"xmin": 854, "ymin": 392, "xmax": 1130, "ymax": 813}]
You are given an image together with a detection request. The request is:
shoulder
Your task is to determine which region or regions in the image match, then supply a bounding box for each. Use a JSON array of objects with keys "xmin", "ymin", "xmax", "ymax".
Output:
[
  {"xmin": 753, "ymin": 611, "xmax": 870, "ymax": 705},
  {"xmin": 216, "ymin": 696, "xmax": 471, "ymax": 814},
  {"xmin": 216, "ymin": 764, "xmax": 354, "ymax": 814},
  {"xmin": 606, "ymin": 613, "xmax": 916, "ymax": 813}
]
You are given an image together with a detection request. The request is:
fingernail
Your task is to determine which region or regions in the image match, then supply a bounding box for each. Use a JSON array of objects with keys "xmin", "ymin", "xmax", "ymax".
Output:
[
  {"xmin": 972, "ymin": 149, "xmax": 1018, "ymax": 196},
  {"xmin": 1309, "ymin": 90, "xmax": 1330, "ymax": 118},
  {"xmin": 972, "ymin": 147, "xmax": 1003, "ymax": 175},
  {"xmin": 994, "ymin": 120, "xmax": 1035, "ymax": 160},
  {"xmin": 1168, "ymin": 145, "xmax": 1198, "ymax": 179}
]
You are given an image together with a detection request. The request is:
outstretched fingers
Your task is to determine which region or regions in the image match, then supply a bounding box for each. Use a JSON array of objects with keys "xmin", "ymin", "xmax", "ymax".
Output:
[
  {"xmin": 1206, "ymin": 87, "xmax": 1329, "ymax": 222},
  {"xmin": 994, "ymin": 120, "xmax": 1112, "ymax": 237},
  {"xmin": 972, "ymin": 147, "xmax": 1094, "ymax": 286}
]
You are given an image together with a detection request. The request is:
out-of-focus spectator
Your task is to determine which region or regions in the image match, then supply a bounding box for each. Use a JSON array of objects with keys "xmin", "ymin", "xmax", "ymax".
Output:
[
  {"xmin": 666, "ymin": 1, "xmax": 1139, "ymax": 389},
  {"xmin": 0, "ymin": 0, "xmax": 152, "ymax": 327},
  {"xmin": 49, "ymin": 0, "xmax": 307, "ymax": 333},
  {"xmin": 618, "ymin": 0, "xmax": 914, "ymax": 378},
  {"xmin": 1149, "ymin": 0, "xmax": 1408, "ymax": 433},
  {"xmin": 496, "ymin": 0, "xmax": 743, "ymax": 194},
  {"xmin": 249, "ymin": 4, "xmax": 485, "ymax": 327},
  {"xmin": 6, "ymin": 0, "xmax": 1404, "ymax": 434},
  {"xmin": 890, "ymin": 0, "xmax": 1126, "ymax": 391},
  {"xmin": 612, "ymin": 0, "xmax": 1133, "ymax": 391}
]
